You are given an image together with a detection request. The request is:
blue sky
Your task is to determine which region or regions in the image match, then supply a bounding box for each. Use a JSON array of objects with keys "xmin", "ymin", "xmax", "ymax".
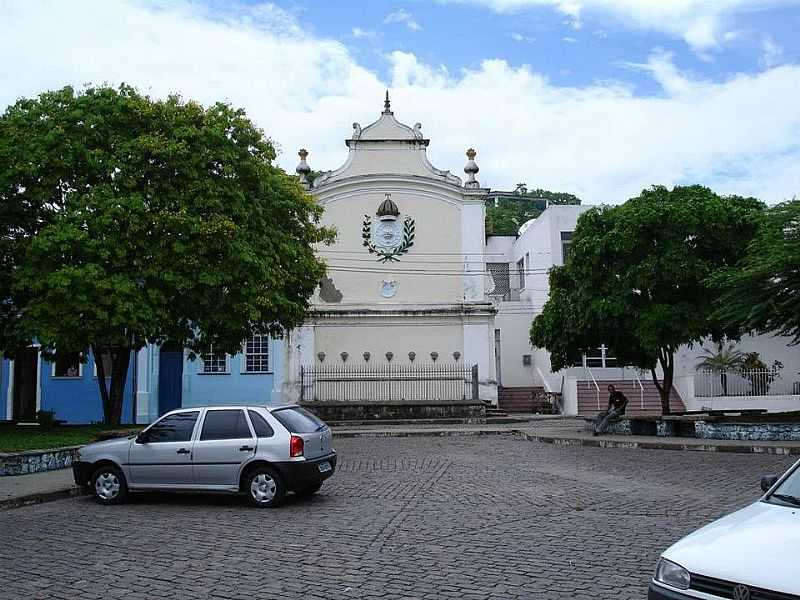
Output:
[
  {"xmin": 1, "ymin": 0, "xmax": 799, "ymax": 203},
  {"xmin": 275, "ymin": 0, "xmax": 799, "ymax": 93}
]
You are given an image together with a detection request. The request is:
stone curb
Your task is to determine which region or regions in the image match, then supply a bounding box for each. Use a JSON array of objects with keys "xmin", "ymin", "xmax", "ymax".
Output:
[
  {"xmin": 0, "ymin": 485, "xmax": 89, "ymax": 512},
  {"xmin": 522, "ymin": 432, "xmax": 800, "ymax": 456},
  {"xmin": 333, "ymin": 429, "xmax": 520, "ymax": 438}
]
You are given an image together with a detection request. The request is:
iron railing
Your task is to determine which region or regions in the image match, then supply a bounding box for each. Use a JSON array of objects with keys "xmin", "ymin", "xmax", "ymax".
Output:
[
  {"xmin": 584, "ymin": 366, "xmax": 600, "ymax": 409},
  {"xmin": 300, "ymin": 363, "xmax": 479, "ymax": 402},
  {"xmin": 695, "ymin": 369, "xmax": 799, "ymax": 397}
]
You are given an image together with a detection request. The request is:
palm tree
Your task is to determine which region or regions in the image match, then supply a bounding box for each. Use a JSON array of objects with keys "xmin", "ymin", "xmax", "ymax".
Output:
[{"xmin": 696, "ymin": 342, "xmax": 744, "ymax": 395}]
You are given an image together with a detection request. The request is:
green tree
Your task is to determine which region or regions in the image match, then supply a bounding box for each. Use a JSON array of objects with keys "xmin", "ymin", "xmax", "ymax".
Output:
[
  {"xmin": 486, "ymin": 184, "xmax": 582, "ymax": 235},
  {"xmin": 486, "ymin": 198, "xmax": 544, "ymax": 235},
  {"xmin": 531, "ymin": 185, "xmax": 764, "ymax": 414},
  {"xmin": 712, "ymin": 199, "xmax": 800, "ymax": 345},
  {"xmin": 695, "ymin": 341, "xmax": 744, "ymax": 395},
  {"xmin": 1, "ymin": 85, "xmax": 333, "ymax": 424}
]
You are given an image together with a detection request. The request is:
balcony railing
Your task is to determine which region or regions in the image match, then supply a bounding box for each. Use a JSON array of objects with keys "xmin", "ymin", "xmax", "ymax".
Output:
[{"xmin": 694, "ymin": 370, "xmax": 800, "ymax": 397}]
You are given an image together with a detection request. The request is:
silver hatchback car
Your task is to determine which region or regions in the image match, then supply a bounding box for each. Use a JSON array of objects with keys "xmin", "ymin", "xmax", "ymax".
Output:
[{"xmin": 72, "ymin": 405, "xmax": 336, "ymax": 508}]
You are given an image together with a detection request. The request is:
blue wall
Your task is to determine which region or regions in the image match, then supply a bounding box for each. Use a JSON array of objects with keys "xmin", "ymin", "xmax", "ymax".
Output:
[
  {"xmin": 182, "ymin": 347, "xmax": 276, "ymax": 409},
  {"xmin": 40, "ymin": 350, "xmax": 135, "ymax": 424},
  {"xmin": 1, "ymin": 357, "xmax": 10, "ymax": 420},
  {"xmin": 2, "ymin": 350, "xmax": 135, "ymax": 424}
]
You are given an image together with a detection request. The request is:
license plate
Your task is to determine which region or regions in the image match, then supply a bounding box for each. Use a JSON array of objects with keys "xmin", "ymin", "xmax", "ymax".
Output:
[{"xmin": 318, "ymin": 461, "xmax": 332, "ymax": 473}]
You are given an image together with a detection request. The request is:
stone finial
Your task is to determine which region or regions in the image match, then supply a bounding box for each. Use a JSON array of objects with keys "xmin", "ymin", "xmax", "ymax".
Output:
[
  {"xmin": 317, "ymin": 351, "xmax": 326, "ymax": 363},
  {"xmin": 453, "ymin": 351, "xmax": 461, "ymax": 361},
  {"xmin": 430, "ymin": 351, "xmax": 439, "ymax": 362},
  {"xmin": 408, "ymin": 351, "xmax": 416, "ymax": 362},
  {"xmin": 386, "ymin": 351, "xmax": 394, "ymax": 362},
  {"xmin": 363, "ymin": 351, "xmax": 371, "ymax": 362},
  {"xmin": 296, "ymin": 148, "xmax": 311, "ymax": 188},
  {"xmin": 464, "ymin": 148, "xmax": 480, "ymax": 188},
  {"xmin": 383, "ymin": 90, "xmax": 392, "ymax": 114},
  {"xmin": 340, "ymin": 351, "xmax": 349, "ymax": 363}
]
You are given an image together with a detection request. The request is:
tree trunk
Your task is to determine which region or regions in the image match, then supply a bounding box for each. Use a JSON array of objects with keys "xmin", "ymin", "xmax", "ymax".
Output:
[
  {"xmin": 92, "ymin": 344, "xmax": 112, "ymax": 424},
  {"xmin": 92, "ymin": 343, "xmax": 131, "ymax": 426},
  {"xmin": 649, "ymin": 347, "xmax": 675, "ymax": 416}
]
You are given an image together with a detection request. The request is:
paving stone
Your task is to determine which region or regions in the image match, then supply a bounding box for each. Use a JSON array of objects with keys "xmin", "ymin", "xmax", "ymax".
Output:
[{"xmin": 0, "ymin": 435, "xmax": 794, "ymax": 599}]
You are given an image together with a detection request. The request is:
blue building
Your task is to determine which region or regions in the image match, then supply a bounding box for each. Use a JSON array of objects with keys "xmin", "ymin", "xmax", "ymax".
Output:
[
  {"xmin": 1, "ymin": 335, "xmax": 284, "ymax": 424},
  {"xmin": 1, "ymin": 348, "xmax": 135, "ymax": 424}
]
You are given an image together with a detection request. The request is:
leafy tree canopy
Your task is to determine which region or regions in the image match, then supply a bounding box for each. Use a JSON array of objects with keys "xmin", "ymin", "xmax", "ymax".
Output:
[
  {"xmin": 486, "ymin": 183, "xmax": 581, "ymax": 236},
  {"xmin": 530, "ymin": 185, "xmax": 764, "ymax": 414},
  {"xmin": 0, "ymin": 85, "xmax": 333, "ymax": 423},
  {"xmin": 711, "ymin": 199, "xmax": 800, "ymax": 345}
]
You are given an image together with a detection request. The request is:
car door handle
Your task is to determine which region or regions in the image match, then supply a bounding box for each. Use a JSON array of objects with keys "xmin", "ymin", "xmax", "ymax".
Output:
[
  {"xmin": 239, "ymin": 445, "xmax": 254, "ymax": 452},
  {"xmin": 176, "ymin": 448, "xmax": 190, "ymax": 455}
]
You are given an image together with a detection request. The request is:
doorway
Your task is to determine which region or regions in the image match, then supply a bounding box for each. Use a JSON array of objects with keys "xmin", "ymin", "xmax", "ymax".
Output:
[
  {"xmin": 13, "ymin": 347, "xmax": 39, "ymax": 422},
  {"xmin": 158, "ymin": 343, "xmax": 184, "ymax": 416}
]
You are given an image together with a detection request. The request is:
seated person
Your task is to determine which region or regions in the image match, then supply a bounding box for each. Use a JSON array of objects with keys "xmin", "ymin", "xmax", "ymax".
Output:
[{"xmin": 593, "ymin": 384, "xmax": 629, "ymax": 435}]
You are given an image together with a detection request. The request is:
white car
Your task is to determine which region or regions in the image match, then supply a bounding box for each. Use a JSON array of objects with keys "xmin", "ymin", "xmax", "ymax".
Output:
[{"xmin": 649, "ymin": 457, "xmax": 800, "ymax": 599}]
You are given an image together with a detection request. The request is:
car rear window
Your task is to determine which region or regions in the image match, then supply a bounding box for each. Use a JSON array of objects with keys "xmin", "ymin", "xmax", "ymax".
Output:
[
  {"xmin": 272, "ymin": 407, "xmax": 325, "ymax": 433},
  {"xmin": 248, "ymin": 410, "xmax": 274, "ymax": 438}
]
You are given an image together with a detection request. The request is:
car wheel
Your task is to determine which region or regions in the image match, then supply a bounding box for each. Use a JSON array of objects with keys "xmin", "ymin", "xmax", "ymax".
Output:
[
  {"xmin": 296, "ymin": 483, "xmax": 322, "ymax": 497},
  {"xmin": 91, "ymin": 464, "xmax": 128, "ymax": 505},
  {"xmin": 245, "ymin": 467, "xmax": 285, "ymax": 508}
]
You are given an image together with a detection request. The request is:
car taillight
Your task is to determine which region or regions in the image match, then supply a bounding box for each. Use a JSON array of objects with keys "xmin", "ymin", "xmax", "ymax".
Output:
[{"xmin": 289, "ymin": 435, "xmax": 304, "ymax": 457}]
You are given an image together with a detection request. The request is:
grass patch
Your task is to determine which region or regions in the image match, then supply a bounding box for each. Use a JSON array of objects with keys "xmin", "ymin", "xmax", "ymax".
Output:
[{"xmin": 0, "ymin": 424, "xmax": 143, "ymax": 453}]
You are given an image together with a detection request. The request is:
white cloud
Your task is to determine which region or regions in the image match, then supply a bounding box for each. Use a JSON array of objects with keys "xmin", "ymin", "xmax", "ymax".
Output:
[
  {"xmin": 511, "ymin": 32, "xmax": 535, "ymax": 43},
  {"xmin": 1, "ymin": 1, "xmax": 799, "ymax": 206},
  {"xmin": 760, "ymin": 36, "xmax": 784, "ymax": 68},
  {"xmin": 383, "ymin": 8, "xmax": 422, "ymax": 31},
  {"xmin": 561, "ymin": 36, "xmax": 578, "ymax": 43},
  {"xmin": 439, "ymin": 0, "xmax": 794, "ymax": 52},
  {"xmin": 352, "ymin": 27, "xmax": 377, "ymax": 40}
]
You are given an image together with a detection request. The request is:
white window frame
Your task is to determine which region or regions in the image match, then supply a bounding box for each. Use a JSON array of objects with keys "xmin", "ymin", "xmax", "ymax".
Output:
[
  {"xmin": 51, "ymin": 353, "xmax": 84, "ymax": 379},
  {"xmin": 560, "ymin": 231, "xmax": 573, "ymax": 264},
  {"xmin": 241, "ymin": 335, "xmax": 271, "ymax": 374},
  {"xmin": 200, "ymin": 346, "xmax": 230, "ymax": 375}
]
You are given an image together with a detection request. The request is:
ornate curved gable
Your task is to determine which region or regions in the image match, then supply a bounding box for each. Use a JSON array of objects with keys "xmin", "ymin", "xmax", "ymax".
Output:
[{"xmin": 313, "ymin": 92, "xmax": 461, "ymax": 188}]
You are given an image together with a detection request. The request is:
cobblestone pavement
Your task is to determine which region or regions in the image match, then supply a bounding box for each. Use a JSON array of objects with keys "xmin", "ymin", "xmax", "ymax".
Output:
[{"xmin": 0, "ymin": 435, "xmax": 794, "ymax": 600}]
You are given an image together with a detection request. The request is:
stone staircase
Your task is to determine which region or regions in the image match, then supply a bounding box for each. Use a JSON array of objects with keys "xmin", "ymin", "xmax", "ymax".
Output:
[
  {"xmin": 577, "ymin": 379, "xmax": 684, "ymax": 416},
  {"xmin": 497, "ymin": 386, "xmax": 555, "ymax": 414}
]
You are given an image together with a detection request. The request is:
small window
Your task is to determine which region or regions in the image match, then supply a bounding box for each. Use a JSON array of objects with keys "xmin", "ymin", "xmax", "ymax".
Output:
[
  {"xmin": 272, "ymin": 407, "xmax": 325, "ymax": 434},
  {"xmin": 516, "ymin": 258, "xmax": 526, "ymax": 290},
  {"xmin": 54, "ymin": 353, "xmax": 81, "ymax": 378},
  {"xmin": 145, "ymin": 411, "xmax": 199, "ymax": 443},
  {"xmin": 200, "ymin": 409, "xmax": 252, "ymax": 441},
  {"xmin": 561, "ymin": 231, "xmax": 573, "ymax": 264},
  {"xmin": 201, "ymin": 345, "xmax": 228, "ymax": 374},
  {"xmin": 248, "ymin": 410, "xmax": 275, "ymax": 438},
  {"xmin": 244, "ymin": 335, "xmax": 270, "ymax": 373}
]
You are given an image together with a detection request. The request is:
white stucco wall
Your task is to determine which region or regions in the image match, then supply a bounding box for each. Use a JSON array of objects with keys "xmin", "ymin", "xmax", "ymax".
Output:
[
  {"xmin": 494, "ymin": 308, "xmax": 536, "ymax": 387},
  {"xmin": 314, "ymin": 316, "xmax": 464, "ymax": 366},
  {"xmin": 315, "ymin": 180, "xmax": 465, "ymax": 306}
]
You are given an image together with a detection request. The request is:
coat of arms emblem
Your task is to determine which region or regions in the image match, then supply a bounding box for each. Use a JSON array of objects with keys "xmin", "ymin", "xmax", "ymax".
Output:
[{"xmin": 362, "ymin": 194, "xmax": 415, "ymax": 263}]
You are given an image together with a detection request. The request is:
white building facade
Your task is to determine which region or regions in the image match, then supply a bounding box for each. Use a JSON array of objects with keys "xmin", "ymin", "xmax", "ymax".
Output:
[
  {"xmin": 488, "ymin": 205, "xmax": 800, "ymax": 416},
  {"xmin": 282, "ymin": 96, "xmax": 497, "ymax": 408}
]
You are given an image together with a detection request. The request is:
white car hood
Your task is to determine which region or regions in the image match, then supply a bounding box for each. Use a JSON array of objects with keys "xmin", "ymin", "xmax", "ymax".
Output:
[{"xmin": 663, "ymin": 500, "xmax": 800, "ymax": 594}]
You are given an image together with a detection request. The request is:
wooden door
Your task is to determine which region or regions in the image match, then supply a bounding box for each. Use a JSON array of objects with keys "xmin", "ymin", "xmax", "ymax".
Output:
[{"xmin": 13, "ymin": 347, "xmax": 38, "ymax": 422}]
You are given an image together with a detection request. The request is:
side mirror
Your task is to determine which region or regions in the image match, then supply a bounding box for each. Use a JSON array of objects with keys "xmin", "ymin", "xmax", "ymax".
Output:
[
  {"xmin": 761, "ymin": 475, "xmax": 779, "ymax": 493},
  {"xmin": 136, "ymin": 432, "xmax": 150, "ymax": 444}
]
